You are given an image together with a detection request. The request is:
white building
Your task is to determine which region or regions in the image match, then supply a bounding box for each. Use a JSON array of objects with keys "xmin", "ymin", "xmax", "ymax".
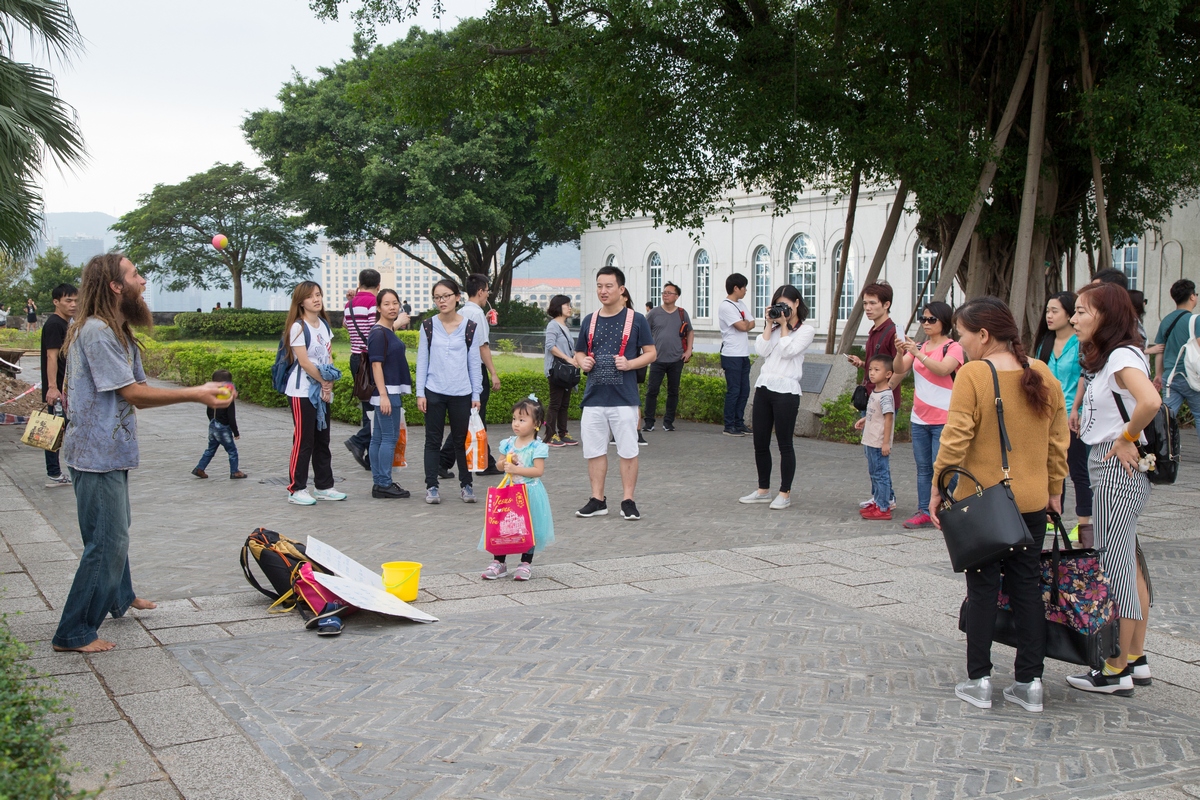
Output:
[
  {"xmin": 511, "ymin": 278, "xmax": 583, "ymax": 311},
  {"xmin": 581, "ymin": 187, "xmax": 1196, "ymax": 343},
  {"xmin": 321, "ymin": 239, "xmax": 444, "ymax": 314}
]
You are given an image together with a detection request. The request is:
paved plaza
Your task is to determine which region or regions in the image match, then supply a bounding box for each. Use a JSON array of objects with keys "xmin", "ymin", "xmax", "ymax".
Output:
[{"xmin": 2, "ymin": 357, "xmax": 1200, "ymax": 799}]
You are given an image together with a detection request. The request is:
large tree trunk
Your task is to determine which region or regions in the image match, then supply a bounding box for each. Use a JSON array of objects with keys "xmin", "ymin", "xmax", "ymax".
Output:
[
  {"xmin": 837, "ymin": 180, "xmax": 907, "ymax": 353},
  {"xmin": 827, "ymin": 169, "xmax": 860, "ymax": 353},
  {"xmin": 932, "ymin": 10, "xmax": 1045, "ymax": 303},
  {"xmin": 1009, "ymin": 2, "xmax": 1054, "ymax": 338},
  {"xmin": 231, "ymin": 266, "xmax": 243, "ymax": 309},
  {"xmin": 1077, "ymin": 20, "xmax": 1113, "ymax": 271}
]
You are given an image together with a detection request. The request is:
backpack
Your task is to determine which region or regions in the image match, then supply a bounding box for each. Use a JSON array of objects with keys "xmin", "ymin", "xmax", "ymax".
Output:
[
  {"xmin": 422, "ymin": 316, "xmax": 477, "ymax": 350},
  {"xmin": 271, "ymin": 319, "xmax": 330, "ymax": 394},
  {"xmin": 240, "ymin": 528, "xmax": 313, "ymax": 607},
  {"xmin": 1112, "ymin": 347, "xmax": 1179, "ymax": 485},
  {"xmin": 1166, "ymin": 314, "xmax": 1200, "ymax": 394}
]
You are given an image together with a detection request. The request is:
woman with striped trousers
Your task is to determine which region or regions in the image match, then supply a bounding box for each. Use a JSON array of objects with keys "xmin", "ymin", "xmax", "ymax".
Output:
[{"xmin": 1068, "ymin": 282, "xmax": 1161, "ymax": 696}]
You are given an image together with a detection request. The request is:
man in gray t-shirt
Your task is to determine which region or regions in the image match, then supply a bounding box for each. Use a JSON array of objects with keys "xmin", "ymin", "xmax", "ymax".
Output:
[
  {"xmin": 643, "ymin": 282, "xmax": 693, "ymax": 432},
  {"xmin": 52, "ymin": 254, "xmax": 232, "ymax": 654}
]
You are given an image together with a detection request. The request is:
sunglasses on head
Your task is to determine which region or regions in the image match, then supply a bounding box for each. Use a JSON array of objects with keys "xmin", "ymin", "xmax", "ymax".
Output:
[{"xmin": 919, "ymin": 316, "xmax": 939, "ymax": 324}]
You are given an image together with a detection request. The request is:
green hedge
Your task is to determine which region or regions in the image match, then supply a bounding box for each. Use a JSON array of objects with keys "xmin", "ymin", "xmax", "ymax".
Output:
[
  {"xmin": 820, "ymin": 382, "xmax": 914, "ymax": 444},
  {"xmin": 140, "ymin": 337, "xmax": 729, "ymax": 426},
  {"xmin": 0, "ymin": 615, "xmax": 99, "ymax": 799},
  {"xmin": 174, "ymin": 311, "xmax": 289, "ymax": 338}
]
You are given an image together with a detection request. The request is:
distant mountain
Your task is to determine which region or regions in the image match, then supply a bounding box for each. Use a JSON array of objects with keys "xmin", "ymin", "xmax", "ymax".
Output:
[
  {"xmin": 42, "ymin": 212, "xmax": 120, "ymax": 247},
  {"xmin": 514, "ymin": 242, "xmax": 581, "ymax": 279}
]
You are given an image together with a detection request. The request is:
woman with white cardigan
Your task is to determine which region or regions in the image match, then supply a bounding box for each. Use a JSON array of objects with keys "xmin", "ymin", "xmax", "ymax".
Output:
[{"xmin": 739, "ymin": 285, "xmax": 816, "ymax": 510}]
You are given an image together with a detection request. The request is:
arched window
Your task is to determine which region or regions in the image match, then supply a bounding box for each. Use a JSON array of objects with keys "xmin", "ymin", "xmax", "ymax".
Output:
[
  {"xmin": 831, "ymin": 241, "xmax": 856, "ymax": 321},
  {"xmin": 787, "ymin": 234, "xmax": 818, "ymax": 318},
  {"xmin": 605, "ymin": 253, "xmax": 617, "ymax": 268},
  {"xmin": 514, "ymin": 295, "xmax": 522, "ymax": 302},
  {"xmin": 753, "ymin": 246, "xmax": 771, "ymax": 318},
  {"xmin": 694, "ymin": 249, "xmax": 711, "ymax": 317},
  {"xmin": 1113, "ymin": 240, "xmax": 1139, "ymax": 289},
  {"xmin": 648, "ymin": 252, "xmax": 663, "ymax": 308},
  {"xmin": 914, "ymin": 242, "xmax": 939, "ymax": 308}
]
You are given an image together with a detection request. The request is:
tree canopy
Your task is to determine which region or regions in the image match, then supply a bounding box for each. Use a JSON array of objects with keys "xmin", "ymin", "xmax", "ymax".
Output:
[
  {"xmin": 111, "ymin": 163, "xmax": 317, "ymax": 308},
  {"xmin": 0, "ymin": 0, "xmax": 86, "ymax": 258},
  {"xmin": 243, "ymin": 26, "xmax": 576, "ymax": 302},
  {"xmin": 314, "ymin": 0, "xmax": 1200, "ymax": 336}
]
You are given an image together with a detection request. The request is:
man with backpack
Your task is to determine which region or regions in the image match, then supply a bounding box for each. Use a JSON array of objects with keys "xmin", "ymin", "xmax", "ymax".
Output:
[
  {"xmin": 643, "ymin": 281, "xmax": 693, "ymax": 433},
  {"xmin": 1154, "ymin": 279, "xmax": 1200, "ymax": 447}
]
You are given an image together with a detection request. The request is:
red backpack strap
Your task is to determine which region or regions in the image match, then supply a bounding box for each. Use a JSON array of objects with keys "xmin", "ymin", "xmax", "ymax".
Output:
[
  {"xmin": 587, "ymin": 310, "xmax": 600, "ymax": 357},
  {"xmin": 618, "ymin": 308, "xmax": 635, "ymax": 358}
]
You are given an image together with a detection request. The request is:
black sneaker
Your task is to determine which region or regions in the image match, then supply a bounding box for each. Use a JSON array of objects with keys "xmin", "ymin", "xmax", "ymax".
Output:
[
  {"xmin": 722, "ymin": 428, "xmax": 745, "ymax": 437},
  {"xmin": 638, "ymin": 431, "xmax": 648, "ymax": 446},
  {"xmin": 438, "ymin": 468, "xmax": 455, "ymax": 480},
  {"xmin": 1129, "ymin": 655, "xmax": 1152, "ymax": 686},
  {"xmin": 344, "ymin": 439, "xmax": 370, "ymax": 471},
  {"xmin": 663, "ymin": 423, "xmax": 675, "ymax": 432},
  {"xmin": 576, "ymin": 497, "xmax": 608, "ymax": 517},
  {"xmin": 621, "ymin": 499, "xmax": 641, "ymax": 520},
  {"xmin": 1066, "ymin": 667, "xmax": 1134, "ymax": 696},
  {"xmin": 642, "ymin": 423, "xmax": 655, "ymax": 432},
  {"xmin": 372, "ymin": 482, "xmax": 411, "ymax": 499}
]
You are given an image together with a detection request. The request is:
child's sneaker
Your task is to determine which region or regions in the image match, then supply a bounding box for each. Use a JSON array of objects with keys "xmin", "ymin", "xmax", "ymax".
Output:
[
  {"xmin": 481, "ymin": 561, "xmax": 507, "ymax": 580},
  {"xmin": 512, "ymin": 563, "xmax": 532, "ymax": 581},
  {"xmin": 861, "ymin": 504, "xmax": 892, "ymax": 521},
  {"xmin": 289, "ymin": 489, "xmax": 316, "ymax": 506}
]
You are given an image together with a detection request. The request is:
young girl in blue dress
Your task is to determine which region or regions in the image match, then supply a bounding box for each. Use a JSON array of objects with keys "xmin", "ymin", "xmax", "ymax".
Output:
[{"xmin": 480, "ymin": 395, "xmax": 555, "ymax": 581}]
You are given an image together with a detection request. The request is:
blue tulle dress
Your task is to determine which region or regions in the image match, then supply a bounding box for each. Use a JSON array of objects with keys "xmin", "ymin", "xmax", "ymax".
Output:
[{"xmin": 478, "ymin": 437, "xmax": 555, "ymax": 553}]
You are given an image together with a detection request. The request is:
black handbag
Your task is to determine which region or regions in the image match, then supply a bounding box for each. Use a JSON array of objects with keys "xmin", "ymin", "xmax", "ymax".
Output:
[
  {"xmin": 549, "ymin": 356, "xmax": 581, "ymax": 389},
  {"xmin": 851, "ymin": 384, "xmax": 869, "ymax": 411},
  {"xmin": 1113, "ymin": 388, "xmax": 1179, "ymax": 485},
  {"xmin": 937, "ymin": 361, "xmax": 1034, "ymax": 572},
  {"xmin": 957, "ymin": 512, "xmax": 1121, "ymax": 669}
]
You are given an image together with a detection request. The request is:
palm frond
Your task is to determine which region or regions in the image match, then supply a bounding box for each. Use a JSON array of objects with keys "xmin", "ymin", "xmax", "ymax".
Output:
[{"xmin": 0, "ymin": 0, "xmax": 81, "ymax": 59}]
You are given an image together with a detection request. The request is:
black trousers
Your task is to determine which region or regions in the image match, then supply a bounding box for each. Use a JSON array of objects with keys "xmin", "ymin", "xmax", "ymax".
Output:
[
  {"xmin": 644, "ymin": 360, "xmax": 684, "ymax": 426},
  {"xmin": 964, "ymin": 512, "xmax": 1048, "ymax": 682},
  {"xmin": 440, "ymin": 365, "xmax": 496, "ymax": 471},
  {"xmin": 545, "ymin": 383, "xmax": 572, "ymax": 439},
  {"xmin": 751, "ymin": 387, "xmax": 800, "ymax": 493},
  {"xmin": 425, "ymin": 390, "xmax": 473, "ymax": 489},
  {"xmin": 287, "ymin": 396, "xmax": 333, "ymax": 493},
  {"xmin": 1063, "ymin": 430, "xmax": 1093, "ymax": 517},
  {"xmin": 348, "ymin": 353, "xmax": 373, "ymax": 451}
]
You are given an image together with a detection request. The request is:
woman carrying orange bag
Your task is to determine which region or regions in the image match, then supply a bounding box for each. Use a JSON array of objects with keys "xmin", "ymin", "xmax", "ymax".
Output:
[{"xmin": 478, "ymin": 396, "xmax": 556, "ymax": 582}]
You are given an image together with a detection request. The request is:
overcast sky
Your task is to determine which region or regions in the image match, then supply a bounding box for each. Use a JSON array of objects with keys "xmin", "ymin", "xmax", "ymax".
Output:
[{"xmin": 33, "ymin": 0, "xmax": 490, "ymax": 216}]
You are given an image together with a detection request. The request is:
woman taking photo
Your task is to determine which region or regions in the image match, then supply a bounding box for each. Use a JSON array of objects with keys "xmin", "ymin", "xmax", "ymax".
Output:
[
  {"xmin": 892, "ymin": 301, "xmax": 963, "ymax": 529},
  {"xmin": 368, "ymin": 289, "xmax": 413, "ymax": 499},
  {"xmin": 738, "ymin": 285, "xmax": 815, "ymax": 510},
  {"xmin": 1067, "ymin": 282, "xmax": 1161, "ymax": 696},
  {"xmin": 283, "ymin": 281, "xmax": 347, "ymax": 506},
  {"xmin": 931, "ymin": 297, "xmax": 1068, "ymax": 713},
  {"xmin": 416, "ymin": 278, "xmax": 482, "ymax": 505},
  {"xmin": 1034, "ymin": 292, "xmax": 1092, "ymax": 543},
  {"xmin": 543, "ymin": 294, "xmax": 579, "ymax": 447}
]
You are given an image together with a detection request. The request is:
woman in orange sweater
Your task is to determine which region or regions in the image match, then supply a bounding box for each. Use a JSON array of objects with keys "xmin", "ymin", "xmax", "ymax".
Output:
[{"xmin": 932, "ymin": 297, "xmax": 1069, "ymax": 713}]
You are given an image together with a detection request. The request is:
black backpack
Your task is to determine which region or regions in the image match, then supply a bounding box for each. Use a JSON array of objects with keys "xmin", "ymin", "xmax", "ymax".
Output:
[{"xmin": 240, "ymin": 528, "xmax": 311, "ymax": 602}]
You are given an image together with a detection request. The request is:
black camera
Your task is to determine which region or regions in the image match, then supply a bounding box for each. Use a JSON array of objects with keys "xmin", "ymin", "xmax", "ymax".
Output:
[{"xmin": 767, "ymin": 303, "xmax": 791, "ymax": 320}]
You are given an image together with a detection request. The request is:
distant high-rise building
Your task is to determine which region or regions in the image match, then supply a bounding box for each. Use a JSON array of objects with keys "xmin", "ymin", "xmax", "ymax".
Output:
[
  {"xmin": 56, "ymin": 236, "xmax": 105, "ymax": 269},
  {"xmin": 321, "ymin": 239, "xmax": 448, "ymax": 314}
]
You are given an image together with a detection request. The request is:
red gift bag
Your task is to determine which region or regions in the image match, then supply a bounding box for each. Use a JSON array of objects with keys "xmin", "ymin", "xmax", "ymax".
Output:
[{"xmin": 484, "ymin": 474, "xmax": 535, "ymax": 555}]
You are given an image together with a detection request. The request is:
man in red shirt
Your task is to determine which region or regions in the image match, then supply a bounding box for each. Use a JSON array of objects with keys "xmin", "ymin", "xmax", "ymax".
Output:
[{"xmin": 847, "ymin": 282, "xmax": 902, "ymax": 410}]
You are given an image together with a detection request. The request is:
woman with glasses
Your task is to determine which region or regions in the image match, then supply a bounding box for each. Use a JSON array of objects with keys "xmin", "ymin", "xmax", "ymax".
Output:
[
  {"xmin": 892, "ymin": 301, "xmax": 963, "ymax": 528},
  {"xmin": 416, "ymin": 278, "xmax": 483, "ymax": 504}
]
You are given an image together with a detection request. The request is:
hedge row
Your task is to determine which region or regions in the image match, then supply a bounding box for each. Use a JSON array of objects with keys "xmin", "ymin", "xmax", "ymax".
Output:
[
  {"xmin": 173, "ymin": 311, "xmax": 289, "ymax": 338},
  {"xmin": 140, "ymin": 337, "xmax": 729, "ymax": 426}
]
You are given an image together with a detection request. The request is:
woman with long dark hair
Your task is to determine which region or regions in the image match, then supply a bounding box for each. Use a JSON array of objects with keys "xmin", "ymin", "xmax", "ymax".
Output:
[
  {"xmin": 932, "ymin": 296, "xmax": 1068, "ymax": 713},
  {"xmin": 368, "ymin": 289, "xmax": 412, "ymax": 499},
  {"xmin": 543, "ymin": 294, "xmax": 578, "ymax": 446},
  {"xmin": 1067, "ymin": 282, "xmax": 1161, "ymax": 696},
  {"xmin": 738, "ymin": 285, "xmax": 815, "ymax": 510},
  {"xmin": 416, "ymin": 277, "xmax": 483, "ymax": 504},
  {"xmin": 1034, "ymin": 291, "xmax": 1093, "ymax": 542},
  {"xmin": 282, "ymin": 281, "xmax": 346, "ymax": 505},
  {"xmin": 892, "ymin": 301, "xmax": 963, "ymax": 529}
]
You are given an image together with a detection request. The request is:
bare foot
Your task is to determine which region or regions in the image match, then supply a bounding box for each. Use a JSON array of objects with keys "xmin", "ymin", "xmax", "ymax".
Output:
[
  {"xmin": 53, "ymin": 638, "xmax": 116, "ymax": 653},
  {"xmin": 131, "ymin": 598, "xmax": 157, "ymax": 610}
]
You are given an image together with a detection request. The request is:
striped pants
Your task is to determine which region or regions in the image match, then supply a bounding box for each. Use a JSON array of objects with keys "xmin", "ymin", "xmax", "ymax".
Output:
[{"xmin": 1089, "ymin": 441, "xmax": 1152, "ymax": 621}]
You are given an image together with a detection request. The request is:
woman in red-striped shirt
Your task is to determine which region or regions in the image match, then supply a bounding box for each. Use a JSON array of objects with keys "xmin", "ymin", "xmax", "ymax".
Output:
[{"xmin": 892, "ymin": 301, "xmax": 963, "ymax": 529}]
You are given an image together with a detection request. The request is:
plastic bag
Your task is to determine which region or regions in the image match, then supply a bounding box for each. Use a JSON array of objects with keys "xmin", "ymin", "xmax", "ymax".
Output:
[
  {"xmin": 393, "ymin": 407, "xmax": 407, "ymax": 468},
  {"xmin": 464, "ymin": 408, "xmax": 488, "ymax": 473}
]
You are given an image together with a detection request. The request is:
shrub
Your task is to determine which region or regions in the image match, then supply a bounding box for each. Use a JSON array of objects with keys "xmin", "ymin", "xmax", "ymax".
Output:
[
  {"xmin": 493, "ymin": 338, "xmax": 516, "ymax": 354},
  {"xmin": 820, "ymin": 383, "xmax": 914, "ymax": 444},
  {"xmin": 173, "ymin": 311, "xmax": 289, "ymax": 338},
  {"xmin": 0, "ymin": 614, "xmax": 100, "ymax": 799},
  {"xmin": 151, "ymin": 325, "xmax": 181, "ymax": 341},
  {"xmin": 492, "ymin": 300, "xmax": 547, "ymax": 330}
]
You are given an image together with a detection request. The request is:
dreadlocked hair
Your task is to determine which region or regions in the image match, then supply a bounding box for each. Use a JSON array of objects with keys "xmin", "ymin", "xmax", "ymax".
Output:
[
  {"xmin": 62, "ymin": 254, "xmax": 140, "ymax": 358},
  {"xmin": 953, "ymin": 296, "xmax": 1052, "ymax": 417}
]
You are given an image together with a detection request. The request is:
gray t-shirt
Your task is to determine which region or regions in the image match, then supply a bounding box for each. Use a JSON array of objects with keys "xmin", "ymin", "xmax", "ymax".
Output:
[
  {"xmin": 544, "ymin": 319, "xmax": 574, "ymax": 375},
  {"xmin": 62, "ymin": 318, "xmax": 146, "ymax": 473},
  {"xmin": 647, "ymin": 306, "xmax": 692, "ymax": 363}
]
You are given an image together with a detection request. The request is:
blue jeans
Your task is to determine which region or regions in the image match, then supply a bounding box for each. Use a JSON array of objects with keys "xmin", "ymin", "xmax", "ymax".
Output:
[
  {"xmin": 864, "ymin": 445, "xmax": 893, "ymax": 510},
  {"xmin": 52, "ymin": 469, "xmax": 136, "ymax": 649},
  {"xmin": 721, "ymin": 355, "xmax": 751, "ymax": 430},
  {"xmin": 195, "ymin": 420, "xmax": 238, "ymax": 474},
  {"xmin": 911, "ymin": 422, "xmax": 944, "ymax": 515},
  {"xmin": 1164, "ymin": 373, "xmax": 1200, "ymax": 448},
  {"xmin": 370, "ymin": 394, "xmax": 403, "ymax": 488}
]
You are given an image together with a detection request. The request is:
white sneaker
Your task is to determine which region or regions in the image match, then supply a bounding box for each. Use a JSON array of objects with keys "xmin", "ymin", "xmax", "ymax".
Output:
[
  {"xmin": 289, "ymin": 489, "xmax": 316, "ymax": 506},
  {"xmin": 739, "ymin": 491, "xmax": 772, "ymax": 504},
  {"xmin": 769, "ymin": 494, "xmax": 791, "ymax": 510},
  {"xmin": 312, "ymin": 488, "xmax": 348, "ymax": 501},
  {"xmin": 45, "ymin": 474, "xmax": 72, "ymax": 488}
]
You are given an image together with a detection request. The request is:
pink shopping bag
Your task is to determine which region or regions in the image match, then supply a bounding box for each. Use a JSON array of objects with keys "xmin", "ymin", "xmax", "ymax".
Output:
[{"xmin": 484, "ymin": 474, "xmax": 535, "ymax": 555}]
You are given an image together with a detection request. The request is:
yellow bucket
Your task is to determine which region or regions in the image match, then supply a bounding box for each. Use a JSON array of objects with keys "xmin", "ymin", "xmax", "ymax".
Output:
[{"xmin": 381, "ymin": 561, "xmax": 422, "ymax": 602}]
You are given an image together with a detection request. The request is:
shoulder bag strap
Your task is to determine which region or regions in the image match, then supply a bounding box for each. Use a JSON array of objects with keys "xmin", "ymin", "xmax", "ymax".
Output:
[
  {"xmin": 556, "ymin": 320, "xmax": 574, "ymax": 360},
  {"xmin": 985, "ymin": 360, "xmax": 1012, "ymax": 481},
  {"xmin": 345, "ymin": 302, "xmax": 371, "ymax": 344}
]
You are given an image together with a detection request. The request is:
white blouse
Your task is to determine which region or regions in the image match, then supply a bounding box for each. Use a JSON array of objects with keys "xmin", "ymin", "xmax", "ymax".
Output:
[
  {"xmin": 754, "ymin": 323, "xmax": 816, "ymax": 395},
  {"xmin": 1080, "ymin": 346, "xmax": 1149, "ymax": 446}
]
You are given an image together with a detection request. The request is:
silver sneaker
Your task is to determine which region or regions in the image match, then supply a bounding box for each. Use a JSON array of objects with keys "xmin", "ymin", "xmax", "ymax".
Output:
[
  {"xmin": 739, "ymin": 491, "xmax": 771, "ymax": 504},
  {"xmin": 1003, "ymin": 678, "xmax": 1044, "ymax": 712},
  {"xmin": 955, "ymin": 676, "xmax": 993, "ymax": 709}
]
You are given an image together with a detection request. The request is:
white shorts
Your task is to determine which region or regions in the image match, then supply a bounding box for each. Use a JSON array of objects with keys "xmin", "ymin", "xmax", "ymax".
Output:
[{"xmin": 581, "ymin": 406, "xmax": 640, "ymax": 459}]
